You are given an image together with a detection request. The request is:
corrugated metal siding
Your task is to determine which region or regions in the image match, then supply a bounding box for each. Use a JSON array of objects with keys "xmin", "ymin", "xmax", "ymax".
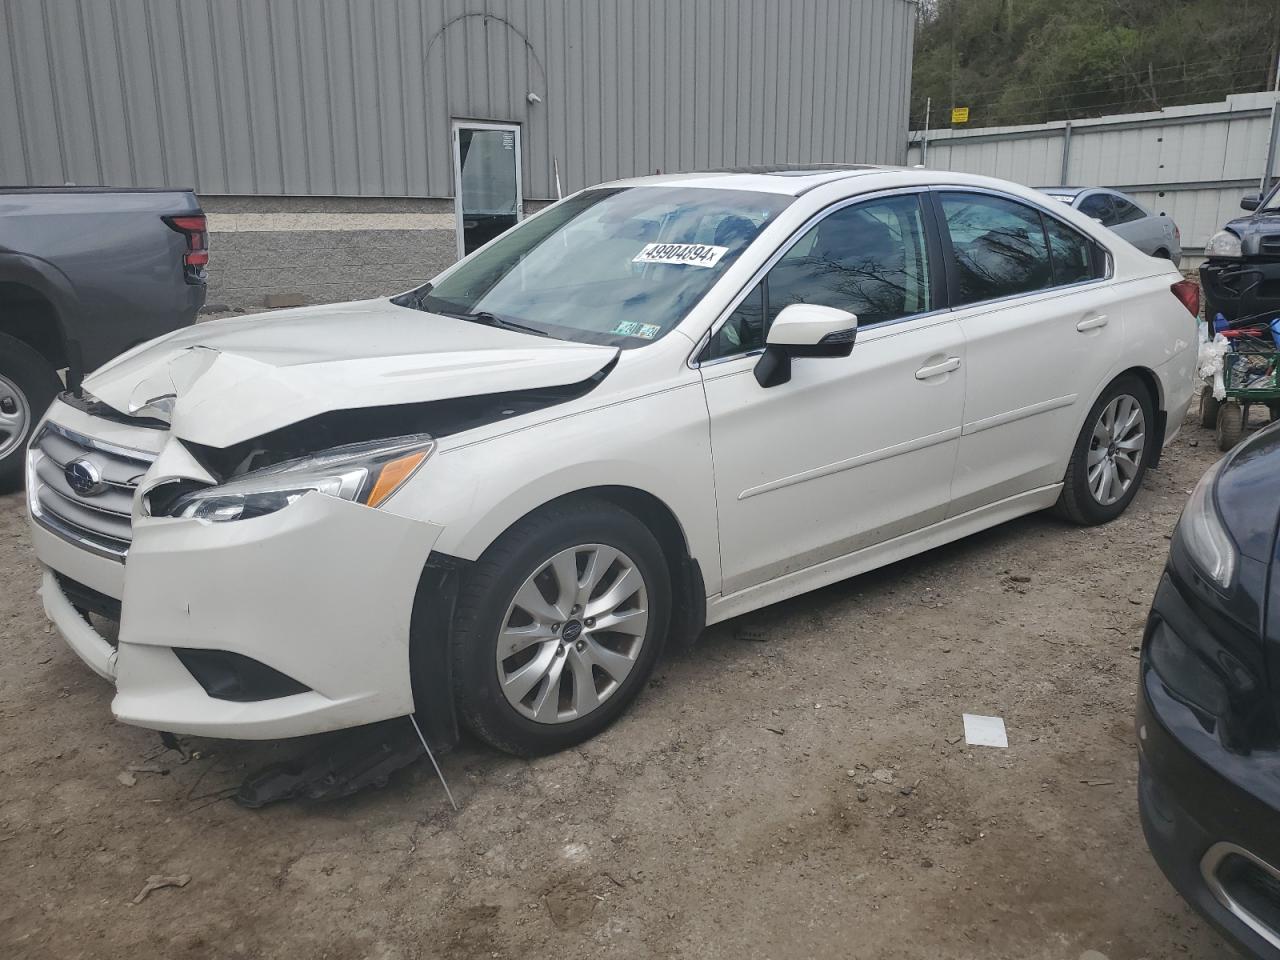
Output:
[
  {"xmin": 907, "ymin": 92, "xmax": 1280, "ymax": 256},
  {"xmin": 2, "ymin": 0, "xmax": 915, "ymax": 198}
]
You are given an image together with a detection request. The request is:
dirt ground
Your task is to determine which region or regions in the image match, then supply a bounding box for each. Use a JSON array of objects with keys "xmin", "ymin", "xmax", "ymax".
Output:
[{"xmin": 0, "ymin": 412, "xmax": 1240, "ymax": 960}]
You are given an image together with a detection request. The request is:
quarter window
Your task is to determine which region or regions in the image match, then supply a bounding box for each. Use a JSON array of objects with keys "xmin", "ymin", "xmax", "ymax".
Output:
[
  {"xmin": 706, "ymin": 193, "xmax": 934, "ymax": 359},
  {"xmin": 1043, "ymin": 216, "xmax": 1101, "ymax": 286},
  {"xmin": 939, "ymin": 192, "xmax": 1053, "ymax": 305},
  {"xmin": 1112, "ymin": 197, "xmax": 1146, "ymax": 224}
]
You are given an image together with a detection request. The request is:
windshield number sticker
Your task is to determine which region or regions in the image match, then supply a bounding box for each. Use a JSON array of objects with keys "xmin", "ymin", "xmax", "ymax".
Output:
[
  {"xmin": 632, "ymin": 243, "xmax": 728, "ymax": 268},
  {"xmin": 612, "ymin": 321, "xmax": 662, "ymax": 339}
]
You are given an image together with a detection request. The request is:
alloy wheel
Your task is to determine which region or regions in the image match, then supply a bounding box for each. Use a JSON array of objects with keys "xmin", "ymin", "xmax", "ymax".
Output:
[
  {"xmin": 495, "ymin": 543, "xmax": 649, "ymax": 724},
  {"xmin": 1087, "ymin": 393, "xmax": 1145, "ymax": 506},
  {"xmin": 0, "ymin": 374, "xmax": 31, "ymax": 461}
]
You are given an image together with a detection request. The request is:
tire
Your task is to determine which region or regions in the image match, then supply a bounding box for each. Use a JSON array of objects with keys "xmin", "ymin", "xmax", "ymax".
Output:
[
  {"xmin": 1054, "ymin": 374, "xmax": 1155, "ymax": 526},
  {"xmin": 1216, "ymin": 401, "xmax": 1245, "ymax": 451},
  {"xmin": 449, "ymin": 498, "xmax": 671, "ymax": 756},
  {"xmin": 1198, "ymin": 386, "xmax": 1222, "ymax": 429},
  {"xmin": 0, "ymin": 332, "xmax": 60, "ymax": 492}
]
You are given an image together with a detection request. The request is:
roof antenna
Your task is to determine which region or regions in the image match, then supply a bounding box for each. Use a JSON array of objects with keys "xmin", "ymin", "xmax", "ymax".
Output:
[
  {"xmin": 410, "ymin": 713, "xmax": 458, "ymax": 811},
  {"xmin": 553, "ymin": 155, "xmax": 563, "ymax": 199}
]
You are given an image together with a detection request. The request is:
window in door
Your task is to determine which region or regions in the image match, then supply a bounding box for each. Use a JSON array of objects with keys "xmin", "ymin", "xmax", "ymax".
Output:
[
  {"xmin": 453, "ymin": 121, "xmax": 522, "ymax": 257},
  {"xmin": 939, "ymin": 192, "xmax": 1053, "ymax": 305},
  {"xmin": 706, "ymin": 193, "xmax": 934, "ymax": 359},
  {"xmin": 1077, "ymin": 192, "xmax": 1117, "ymax": 226}
]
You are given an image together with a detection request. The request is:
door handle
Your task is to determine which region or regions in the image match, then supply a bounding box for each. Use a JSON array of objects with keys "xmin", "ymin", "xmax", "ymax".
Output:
[
  {"xmin": 915, "ymin": 357, "xmax": 961, "ymax": 380},
  {"xmin": 1076, "ymin": 314, "xmax": 1109, "ymax": 332}
]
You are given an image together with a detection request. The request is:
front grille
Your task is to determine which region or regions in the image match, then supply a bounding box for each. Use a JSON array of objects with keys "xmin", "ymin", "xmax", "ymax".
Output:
[
  {"xmin": 27, "ymin": 422, "xmax": 157, "ymax": 560},
  {"xmin": 1260, "ymin": 235, "xmax": 1280, "ymax": 257}
]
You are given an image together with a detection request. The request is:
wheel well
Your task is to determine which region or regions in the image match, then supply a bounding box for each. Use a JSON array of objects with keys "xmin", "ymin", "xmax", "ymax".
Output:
[
  {"xmin": 1118, "ymin": 365, "xmax": 1162, "ymax": 411},
  {"xmin": 0, "ymin": 282, "xmax": 67, "ymax": 370},
  {"xmin": 1114, "ymin": 366, "xmax": 1165, "ymax": 466},
  {"xmin": 528, "ymin": 486, "xmax": 707, "ymax": 647}
]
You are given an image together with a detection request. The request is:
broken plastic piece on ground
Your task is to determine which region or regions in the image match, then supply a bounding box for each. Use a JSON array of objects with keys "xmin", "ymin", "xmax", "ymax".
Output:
[
  {"xmin": 962, "ymin": 713, "xmax": 1008, "ymax": 748},
  {"xmin": 235, "ymin": 718, "xmax": 429, "ymax": 808}
]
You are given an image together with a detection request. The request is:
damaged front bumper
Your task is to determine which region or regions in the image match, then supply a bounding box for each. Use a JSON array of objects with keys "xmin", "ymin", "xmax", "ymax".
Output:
[{"xmin": 29, "ymin": 402, "xmax": 444, "ymax": 741}]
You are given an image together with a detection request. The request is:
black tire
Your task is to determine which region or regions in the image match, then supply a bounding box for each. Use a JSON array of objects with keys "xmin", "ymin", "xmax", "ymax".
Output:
[
  {"xmin": 449, "ymin": 498, "xmax": 671, "ymax": 756},
  {"xmin": 1216, "ymin": 401, "xmax": 1245, "ymax": 451},
  {"xmin": 1198, "ymin": 386, "xmax": 1221, "ymax": 429},
  {"xmin": 0, "ymin": 332, "xmax": 60, "ymax": 492},
  {"xmin": 1054, "ymin": 374, "xmax": 1156, "ymax": 526}
]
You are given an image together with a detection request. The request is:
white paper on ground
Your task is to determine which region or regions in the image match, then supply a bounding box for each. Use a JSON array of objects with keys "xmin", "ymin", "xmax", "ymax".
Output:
[{"xmin": 962, "ymin": 713, "xmax": 1008, "ymax": 748}]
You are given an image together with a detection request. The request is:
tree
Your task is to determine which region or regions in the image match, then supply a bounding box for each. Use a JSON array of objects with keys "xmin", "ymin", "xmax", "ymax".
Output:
[{"xmin": 911, "ymin": 0, "xmax": 1280, "ymax": 129}]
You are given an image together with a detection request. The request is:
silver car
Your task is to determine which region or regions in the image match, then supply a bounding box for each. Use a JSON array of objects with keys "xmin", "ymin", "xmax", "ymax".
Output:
[{"xmin": 1039, "ymin": 187, "xmax": 1182, "ymax": 263}]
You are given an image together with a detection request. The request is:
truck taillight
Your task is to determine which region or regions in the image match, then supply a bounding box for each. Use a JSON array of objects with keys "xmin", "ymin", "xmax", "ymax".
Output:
[
  {"xmin": 163, "ymin": 214, "xmax": 208, "ymax": 284},
  {"xmin": 1171, "ymin": 278, "xmax": 1199, "ymax": 318}
]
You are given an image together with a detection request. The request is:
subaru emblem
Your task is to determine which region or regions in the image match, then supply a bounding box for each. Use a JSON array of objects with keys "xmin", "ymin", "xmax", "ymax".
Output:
[{"xmin": 65, "ymin": 458, "xmax": 107, "ymax": 497}]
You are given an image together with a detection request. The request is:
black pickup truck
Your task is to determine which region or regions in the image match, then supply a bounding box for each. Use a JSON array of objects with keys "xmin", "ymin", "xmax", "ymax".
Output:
[{"xmin": 0, "ymin": 187, "xmax": 207, "ymax": 488}]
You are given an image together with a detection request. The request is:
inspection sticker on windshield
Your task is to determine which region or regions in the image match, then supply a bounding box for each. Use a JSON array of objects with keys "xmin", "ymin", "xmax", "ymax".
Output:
[
  {"xmin": 632, "ymin": 242, "xmax": 728, "ymax": 268},
  {"xmin": 612, "ymin": 321, "xmax": 662, "ymax": 339}
]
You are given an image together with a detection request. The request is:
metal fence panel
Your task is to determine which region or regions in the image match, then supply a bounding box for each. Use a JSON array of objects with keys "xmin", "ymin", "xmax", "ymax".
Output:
[{"xmin": 909, "ymin": 92, "xmax": 1280, "ymax": 260}]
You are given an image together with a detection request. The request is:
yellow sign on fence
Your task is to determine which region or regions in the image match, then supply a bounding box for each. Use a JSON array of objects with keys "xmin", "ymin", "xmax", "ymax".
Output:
[{"xmin": 951, "ymin": 106, "xmax": 970, "ymax": 124}]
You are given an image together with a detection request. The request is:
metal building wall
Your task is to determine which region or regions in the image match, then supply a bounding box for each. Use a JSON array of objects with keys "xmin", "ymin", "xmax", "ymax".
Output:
[
  {"xmin": 906, "ymin": 92, "xmax": 1280, "ymax": 264},
  {"xmin": 1, "ymin": 0, "xmax": 916, "ymax": 199}
]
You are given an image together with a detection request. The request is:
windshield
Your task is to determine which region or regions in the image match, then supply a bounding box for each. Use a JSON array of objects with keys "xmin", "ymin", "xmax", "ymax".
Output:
[
  {"xmin": 400, "ymin": 186, "xmax": 791, "ymax": 347},
  {"xmin": 1263, "ymin": 187, "xmax": 1280, "ymax": 212}
]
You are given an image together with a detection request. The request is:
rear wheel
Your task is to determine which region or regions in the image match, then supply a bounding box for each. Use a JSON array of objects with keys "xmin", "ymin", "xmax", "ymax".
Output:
[
  {"xmin": 450, "ymin": 498, "xmax": 671, "ymax": 756},
  {"xmin": 1198, "ymin": 386, "xmax": 1222, "ymax": 428},
  {"xmin": 0, "ymin": 332, "xmax": 60, "ymax": 492},
  {"xmin": 1055, "ymin": 375, "xmax": 1154, "ymax": 525},
  {"xmin": 1216, "ymin": 401, "xmax": 1245, "ymax": 451}
]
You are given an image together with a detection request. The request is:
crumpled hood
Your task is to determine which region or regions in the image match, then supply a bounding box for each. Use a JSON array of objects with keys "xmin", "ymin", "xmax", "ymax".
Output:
[{"xmin": 84, "ymin": 298, "xmax": 619, "ymax": 448}]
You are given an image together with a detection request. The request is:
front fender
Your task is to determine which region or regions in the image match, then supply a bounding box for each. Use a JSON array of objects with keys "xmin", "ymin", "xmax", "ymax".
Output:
[{"xmin": 382, "ymin": 381, "xmax": 723, "ymax": 595}]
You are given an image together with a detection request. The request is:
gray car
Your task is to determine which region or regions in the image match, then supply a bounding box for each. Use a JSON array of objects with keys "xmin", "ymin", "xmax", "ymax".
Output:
[
  {"xmin": 0, "ymin": 187, "xmax": 206, "ymax": 489},
  {"xmin": 1038, "ymin": 187, "xmax": 1182, "ymax": 263}
]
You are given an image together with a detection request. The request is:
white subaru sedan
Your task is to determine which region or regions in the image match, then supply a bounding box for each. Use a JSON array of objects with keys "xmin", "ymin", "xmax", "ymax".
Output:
[{"xmin": 26, "ymin": 166, "xmax": 1197, "ymax": 756}]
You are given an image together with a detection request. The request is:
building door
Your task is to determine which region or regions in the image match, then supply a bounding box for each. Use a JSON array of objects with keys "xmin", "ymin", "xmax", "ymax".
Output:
[{"xmin": 452, "ymin": 121, "xmax": 523, "ymax": 257}]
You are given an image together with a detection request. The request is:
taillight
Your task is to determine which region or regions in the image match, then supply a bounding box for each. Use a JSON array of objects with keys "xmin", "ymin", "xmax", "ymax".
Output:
[
  {"xmin": 1171, "ymin": 278, "xmax": 1199, "ymax": 318},
  {"xmin": 163, "ymin": 213, "xmax": 208, "ymax": 284}
]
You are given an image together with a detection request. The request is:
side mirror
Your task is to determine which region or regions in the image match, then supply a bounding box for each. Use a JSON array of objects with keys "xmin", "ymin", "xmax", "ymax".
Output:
[
  {"xmin": 754, "ymin": 304, "xmax": 857, "ymax": 388},
  {"xmin": 1241, "ymin": 193, "xmax": 1261, "ymax": 211}
]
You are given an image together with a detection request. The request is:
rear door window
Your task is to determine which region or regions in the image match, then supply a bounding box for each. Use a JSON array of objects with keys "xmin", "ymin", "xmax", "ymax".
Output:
[
  {"xmin": 938, "ymin": 192, "xmax": 1053, "ymax": 305},
  {"xmin": 1111, "ymin": 196, "xmax": 1146, "ymax": 224}
]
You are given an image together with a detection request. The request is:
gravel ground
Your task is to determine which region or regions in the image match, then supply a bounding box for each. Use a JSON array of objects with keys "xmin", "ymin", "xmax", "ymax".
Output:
[{"xmin": 0, "ymin": 412, "xmax": 1238, "ymax": 960}]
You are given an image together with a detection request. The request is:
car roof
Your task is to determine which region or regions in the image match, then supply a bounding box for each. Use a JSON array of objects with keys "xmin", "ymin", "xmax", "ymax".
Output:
[
  {"xmin": 601, "ymin": 164, "xmax": 897, "ymax": 196},
  {"xmin": 1037, "ymin": 186, "xmax": 1088, "ymax": 197}
]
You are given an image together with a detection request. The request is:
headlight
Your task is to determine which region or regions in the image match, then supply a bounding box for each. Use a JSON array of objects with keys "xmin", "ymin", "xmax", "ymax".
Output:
[
  {"xmin": 1204, "ymin": 230, "xmax": 1243, "ymax": 258},
  {"xmin": 169, "ymin": 434, "xmax": 434, "ymax": 522},
  {"xmin": 1176, "ymin": 457, "xmax": 1236, "ymax": 588}
]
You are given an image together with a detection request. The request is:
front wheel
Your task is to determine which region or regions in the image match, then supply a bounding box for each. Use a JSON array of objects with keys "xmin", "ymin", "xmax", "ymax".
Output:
[
  {"xmin": 449, "ymin": 498, "xmax": 671, "ymax": 756},
  {"xmin": 0, "ymin": 332, "xmax": 61, "ymax": 492},
  {"xmin": 1054, "ymin": 375, "xmax": 1154, "ymax": 526}
]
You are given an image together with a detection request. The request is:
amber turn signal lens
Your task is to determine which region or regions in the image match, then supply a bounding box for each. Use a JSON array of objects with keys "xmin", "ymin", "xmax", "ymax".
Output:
[{"xmin": 367, "ymin": 451, "xmax": 429, "ymax": 508}]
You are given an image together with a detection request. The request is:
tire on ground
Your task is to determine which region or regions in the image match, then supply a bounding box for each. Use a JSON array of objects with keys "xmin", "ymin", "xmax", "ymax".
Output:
[
  {"xmin": 1216, "ymin": 401, "xmax": 1245, "ymax": 451},
  {"xmin": 447, "ymin": 497, "xmax": 672, "ymax": 757},
  {"xmin": 0, "ymin": 331, "xmax": 61, "ymax": 492},
  {"xmin": 1054, "ymin": 373, "xmax": 1156, "ymax": 526},
  {"xmin": 1198, "ymin": 386, "xmax": 1221, "ymax": 429}
]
